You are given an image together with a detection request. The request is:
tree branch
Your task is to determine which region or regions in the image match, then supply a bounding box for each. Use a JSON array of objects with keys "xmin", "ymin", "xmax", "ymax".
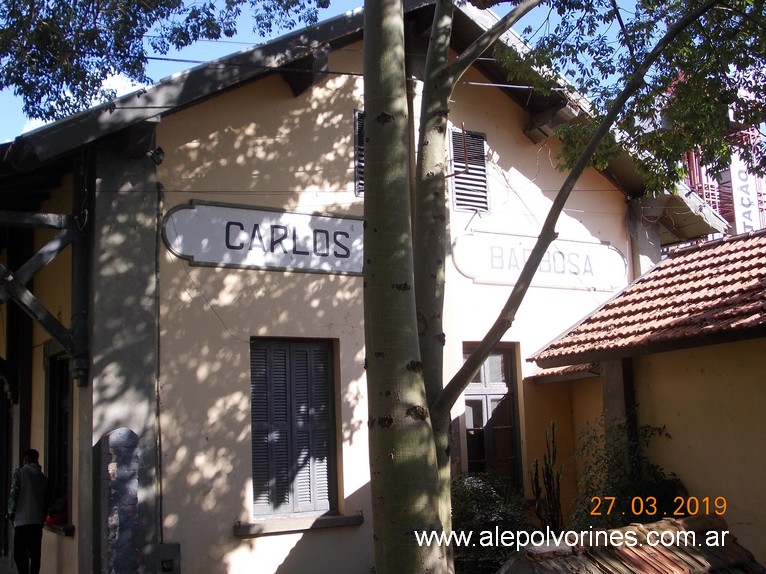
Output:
[
  {"xmin": 446, "ymin": 0, "xmax": 544, "ymax": 86},
  {"xmin": 609, "ymin": 0, "xmax": 636, "ymax": 63}
]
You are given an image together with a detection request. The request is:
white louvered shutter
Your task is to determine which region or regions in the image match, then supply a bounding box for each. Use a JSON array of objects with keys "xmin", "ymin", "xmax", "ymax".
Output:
[
  {"xmin": 452, "ymin": 130, "xmax": 489, "ymax": 212},
  {"xmin": 355, "ymin": 110, "xmax": 365, "ymax": 196}
]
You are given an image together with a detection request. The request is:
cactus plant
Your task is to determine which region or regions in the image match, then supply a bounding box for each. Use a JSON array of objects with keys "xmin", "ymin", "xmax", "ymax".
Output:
[{"xmin": 531, "ymin": 422, "xmax": 564, "ymax": 533}]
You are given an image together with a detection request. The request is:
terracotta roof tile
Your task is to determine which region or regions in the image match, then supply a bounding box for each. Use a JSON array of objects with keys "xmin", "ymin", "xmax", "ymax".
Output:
[
  {"xmin": 501, "ymin": 517, "xmax": 766, "ymax": 574},
  {"xmin": 531, "ymin": 230, "xmax": 766, "ymax": 368}
]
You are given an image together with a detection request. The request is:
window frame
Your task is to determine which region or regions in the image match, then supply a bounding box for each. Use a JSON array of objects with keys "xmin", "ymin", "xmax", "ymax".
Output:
[
  {"xmin": 462, "ymin": 343, "xmax": 522, "ymax": 489},
  {"xmin": 249, "ymin": 338, "xmax": 338, "ymax": 518},
  {"xmin": 355, "ymin": 114, "xmax": 490, "ymax": 212},
  {"xmin": 44, "ymin": 340, "xmax": 73, "ymax": 533}
]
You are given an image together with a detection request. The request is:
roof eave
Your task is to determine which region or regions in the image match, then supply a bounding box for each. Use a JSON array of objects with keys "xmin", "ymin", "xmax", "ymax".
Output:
[
  {"xmin": 533, "ymin": 323, "xmax": 766, "ymax": 369},
  {"xmin": 3, "ymin": 4, "xmax": 375, "ymax": 170},
  {"xmin": 455, "ymin": 2, "xmax": 734, "ymax": 242},
  {"xmin": 3, "ymin": 0, "xmax": 735, "ymax": 246},
  {"xmin": 524, "ymin": 363, "xmax": 600, "ymax": 384}
]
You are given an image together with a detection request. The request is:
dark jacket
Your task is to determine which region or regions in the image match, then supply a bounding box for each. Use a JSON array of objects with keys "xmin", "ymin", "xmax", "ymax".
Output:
[{"xmin": 7, "ymin": 463, "xmax": 49, "ymax": 527}]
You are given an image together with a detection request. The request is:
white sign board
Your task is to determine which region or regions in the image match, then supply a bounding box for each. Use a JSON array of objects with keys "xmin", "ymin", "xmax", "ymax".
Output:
[
  {"xmin": 453, "ymin": 232, "xmax": 627, "ymax": 291},
  {"xmin": 730, "ymin": 154, "xmax": 760, "ymax": 233},
  {"xmin": 163, "ymin": 202, "xmax": 364, "ymax": 275}
]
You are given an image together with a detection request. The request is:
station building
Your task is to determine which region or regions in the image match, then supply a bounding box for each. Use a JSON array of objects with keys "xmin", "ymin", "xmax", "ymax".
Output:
[{"xmin": 0, "ymin": 2, "xmax": 726, "ymax": 572}]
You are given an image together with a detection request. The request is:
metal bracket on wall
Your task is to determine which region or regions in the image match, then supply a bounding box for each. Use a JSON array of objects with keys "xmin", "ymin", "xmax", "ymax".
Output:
[{"xmin": 0, "ymin": 210, "xmax": 88, "ymax": 384}]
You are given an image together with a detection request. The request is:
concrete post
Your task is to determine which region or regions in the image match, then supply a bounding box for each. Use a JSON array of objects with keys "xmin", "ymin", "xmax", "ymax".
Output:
[{"xmin": 89, "ymin": 124, "xmax": 160, "ymax": 573}]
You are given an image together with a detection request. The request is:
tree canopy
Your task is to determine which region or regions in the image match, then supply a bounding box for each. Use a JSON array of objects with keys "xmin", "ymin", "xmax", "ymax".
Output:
[
  {"xmin": 2, "ymin": 0, "xmax": 763, "ymax": 179},
  {"xmin": 0, "ymin": 0, "xmax": 327, "ymax": 120},
  {"xmin": 502, "ymin": 0, "xmax": 766, "ymax": 189}
]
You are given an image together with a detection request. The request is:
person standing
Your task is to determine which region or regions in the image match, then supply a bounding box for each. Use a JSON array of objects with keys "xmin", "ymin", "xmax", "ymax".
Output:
[{"xmin": 7, "ymin": 449, "xmax": 49, "ymax": 574}]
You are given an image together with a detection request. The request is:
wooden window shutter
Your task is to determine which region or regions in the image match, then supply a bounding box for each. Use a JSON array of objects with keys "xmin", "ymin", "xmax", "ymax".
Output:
[
  {"xmin": 251, "ymin": 345, "xmax": 270, "ymax": 513},
  {"xmin": 355, "ymin": 110, "xmax": 365, "ymax": 196},
  {"xmin": 251, "ymin": 343, "xmax": 291, "ymax": 515},
  {"xmin": 452, "ymin": 129, "xmax": 489, "ymax": 212},
  {"xmin": 251, "ymin": 340, "xmax": 334, "ymax": 516},
  {"xmin": 292, "ymin": 344, "xmax": 333, "ymax": 512},
  {"xmin": 310, "ymin": 345, "xmax": 332, "ymax": 510}
]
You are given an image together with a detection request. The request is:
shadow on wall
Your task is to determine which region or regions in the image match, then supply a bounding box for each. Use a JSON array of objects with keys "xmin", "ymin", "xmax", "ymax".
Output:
[
  {"xmin": 271, "ymin": 480, "xmax": 373, "ymax": 574},
  {"xmin": 156, "ymin": 250, "xmax": 367, "ymax": 572},
  {"xmin": 158, "ymin": 64, "xmax": 362, "ymax": 198},
  {"xmin": 149, "ymin": 65, "xmax": 368, "ymax": 573}
]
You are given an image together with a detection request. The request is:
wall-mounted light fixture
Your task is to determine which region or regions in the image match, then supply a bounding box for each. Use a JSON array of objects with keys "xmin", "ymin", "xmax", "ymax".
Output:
[{"xmin": 148, "ymin": 147, "xmax": 165, "ymax": 166}]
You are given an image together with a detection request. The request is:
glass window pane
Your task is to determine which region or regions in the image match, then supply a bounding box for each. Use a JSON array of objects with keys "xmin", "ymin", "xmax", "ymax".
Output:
[
  {"xmin": 464, "ymin": 351, "xmax": 482, "ymax": 384},
  {"xmin": 466, "ymin": 429, "xmax": 486, "ymax": 473},
  {"xmin": 485, "ymin": 353, "xmax": 506, "ymax": 384},
  {"xmin": 465, "ymin": 398, "xmax": 484, "ymax": 428},
  {"xmin": 489, "ymin": 396, "xmax": 502, "ymax": 417}
]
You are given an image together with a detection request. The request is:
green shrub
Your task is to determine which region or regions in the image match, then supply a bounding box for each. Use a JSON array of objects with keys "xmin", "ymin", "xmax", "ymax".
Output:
[
  {"xmin": 451, "ymin": 473, "xmax": 530, "ymax": 574},
  {"xmin": 570, "ymin": 416, "xmax": 687, "ymax": 531},
  {"xmin": 531, "ymin": 422, "xmax": 564, "ymax": 533}
]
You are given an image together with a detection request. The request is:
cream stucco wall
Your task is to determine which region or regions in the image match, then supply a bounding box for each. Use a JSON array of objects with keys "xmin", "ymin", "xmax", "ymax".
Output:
[
  {"xmin": 521, "ymin": 375, "xmax": 602, "ymax": 521},
  {"xmin": 149, "ymin": 35, "xmax": 634, "ymax": 573},
  {"xmin": 0, "ymin": 34, "xmax": 640, "ymax": 573},
  {"xmin": 155, "ymin": 44, "xmax": 372, "ymax": 574},
  {"xmin": 443, "ymin": 72, "xmax": 631, "ymax": 370},
  {"xmin": 634, "ymin": 340, "xmax": 766, "ymax": 563},
  {"xmin": 441, "ymin": 61, "xmax": 631, "ymax": 502}
]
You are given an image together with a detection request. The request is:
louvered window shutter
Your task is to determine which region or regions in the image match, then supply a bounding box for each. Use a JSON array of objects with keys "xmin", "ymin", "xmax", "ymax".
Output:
[
  {"xmin": 292, "ymin": 344, "xmax": 333, "ymax": 512},
  {"xmin": 251, "ymin": 345, "xmax": 271, "ymax": 514},
  {"xmin": 355, "ymin": 110, "xmax": 365, "ymax": 196},
  {"xmin": 452, "ymin": 130, "xmax": 489, "ymax": 212},
  {"xmin": 310, "ymin": 345, "xmax": 332, "ymax": 510},
  {"xmin": 251, "ymin": 343, "xmax": 291, "ymax": 515},
  {"xmin": 251, "ymin": 340, "xmax": 334, "ymax": 516}
]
